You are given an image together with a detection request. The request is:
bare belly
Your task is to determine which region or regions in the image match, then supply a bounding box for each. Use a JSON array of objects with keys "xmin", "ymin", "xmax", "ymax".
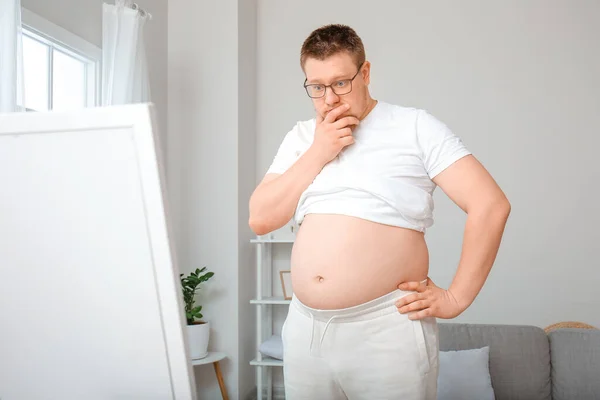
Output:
[{"xmin": 290, "ymin": 214, "xmax": 429, "ymax": 310}]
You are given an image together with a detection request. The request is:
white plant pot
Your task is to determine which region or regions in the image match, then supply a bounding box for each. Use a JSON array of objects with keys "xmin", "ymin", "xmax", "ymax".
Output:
[{"xmin": 187, "ymin": 321, "xmax": 210, "ymax": 360}]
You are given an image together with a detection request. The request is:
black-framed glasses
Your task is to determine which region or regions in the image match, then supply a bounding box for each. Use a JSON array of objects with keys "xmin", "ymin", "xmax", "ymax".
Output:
[{"xmin": 303, "ymin": 62, "xmax": 364, "ymax": 99}]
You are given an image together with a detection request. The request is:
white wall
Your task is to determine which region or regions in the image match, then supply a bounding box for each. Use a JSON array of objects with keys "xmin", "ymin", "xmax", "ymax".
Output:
[
  {"xmin": 168, "ymin": 0, "xmax": 257, "ymax": 398},
  {"xmin": 21, "ymin": 0, "xmax": 169, "ymax": 156},
  {"xmin": 257, "ymin": 0, "xmax": 600, "ymax": 391},
  {"xmin": 237, "ymin": 0, "xmax": 259, "ymax": 398}
]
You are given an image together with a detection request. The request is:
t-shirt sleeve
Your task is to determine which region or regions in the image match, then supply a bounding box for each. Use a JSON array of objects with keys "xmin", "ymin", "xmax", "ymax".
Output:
[
  {"xmin": 266, "ymin": 123, "xmax": 302, "ymax": 175},
  {"xmin": 416, "ymin": 110, "xmax": 472, "ymax": 179}
]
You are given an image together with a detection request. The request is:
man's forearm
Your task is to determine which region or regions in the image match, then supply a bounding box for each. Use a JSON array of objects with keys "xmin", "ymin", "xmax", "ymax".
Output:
[
  {"xmin": 249, "ymin": 148, "xmax": 325, "ymax": 235},
  {"xmin": 448, "ymin": 201, "xmax": 511, "ymax": 310}
]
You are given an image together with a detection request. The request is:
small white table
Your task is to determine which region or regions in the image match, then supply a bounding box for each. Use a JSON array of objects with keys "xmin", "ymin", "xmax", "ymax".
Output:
[{"xmin": 191, "ymin": 352, "xmax": 228, "ymax": 399}]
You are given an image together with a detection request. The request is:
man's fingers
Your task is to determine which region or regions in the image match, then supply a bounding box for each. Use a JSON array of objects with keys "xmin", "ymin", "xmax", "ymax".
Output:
[
  {"xmin": 398, "ymin": 281, "xmax": 427, "ymax": 292},
  {"xmin": 339, "ymin": 135, "xmax": 355, "ymax": 147},
  {"xmin": 337, "ymin": 127, "xmax": 352, "ymax": 137},
  {"xmin": 399, "ymin": 300, "xmax": 429, "ymax": 314},
  {"xmin": 408, "ymin": 308, "xmax": 432, "ymax": 320},
  {"xmin": 334, "ymin": 116, "xmax": 360, "ymax": 129},
  {"xmin": 324, "ymin": 103, "xmax": 350, "ymax": 123},
  {"xmin": 395, "ymin": 293, "xmax": 422, "ymax": 308}
]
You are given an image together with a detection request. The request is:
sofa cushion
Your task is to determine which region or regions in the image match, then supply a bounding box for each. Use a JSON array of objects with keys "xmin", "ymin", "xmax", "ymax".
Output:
[
  {"xmin": 548, "ymin": 328, "xmax": 600, "ymax": 400},
  {"xmin": 439, "ymin": 323, "xmax": 551, "ymax": 400},
  {"xmin": 438, "ymin": 346, "xmax": 495, "ymax": 400}
]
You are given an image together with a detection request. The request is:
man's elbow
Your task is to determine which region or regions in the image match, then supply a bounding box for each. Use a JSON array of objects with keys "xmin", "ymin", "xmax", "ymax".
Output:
[
  {"xmin": 498, "ymin": 196, "xmax": 511, "ymax": 217},
  {"xmin": 249, "ymin": 217, "xmax": 267, "ymax": 236},
  {"xmin": 248, "ymin": 216, "xmax": 275, "ymax": 236},
  {"xmin": 249, "ymin": 212, "xmax": 293, "ymax": 236},
  {"xmin": 248, "ymin": 197, "xmax": 268, "ymax": 235},
  {"xmin": 490, "ymin": 196, "xmax": 511, "ymax": 222},
  {"xmin": 504, "ymin": 199, "xmax": 512, "ymax": 217},
  {"xmin": 469, "ymin": 195, "xmax": 511, "ymax": 220}
]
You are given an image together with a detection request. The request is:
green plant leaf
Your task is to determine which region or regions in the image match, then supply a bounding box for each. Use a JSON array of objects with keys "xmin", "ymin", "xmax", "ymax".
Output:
[
  {"xmin": 199, "ymin": 272, "xmax": 214, "ymax": 282},
  {"xmin": 180, "ymin": 267, "xmax": 214, "ymax": 324}
]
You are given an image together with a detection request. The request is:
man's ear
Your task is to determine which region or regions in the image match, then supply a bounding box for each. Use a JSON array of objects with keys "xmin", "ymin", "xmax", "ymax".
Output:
[{"xmin": 362, "ymin": 61, "xmax": 372, "ymax": 85}]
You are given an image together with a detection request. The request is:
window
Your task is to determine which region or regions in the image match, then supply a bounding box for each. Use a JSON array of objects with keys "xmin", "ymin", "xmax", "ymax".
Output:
[{"xmin": 20, "ymin": 8, "xmax": 101, "ymax": 112}]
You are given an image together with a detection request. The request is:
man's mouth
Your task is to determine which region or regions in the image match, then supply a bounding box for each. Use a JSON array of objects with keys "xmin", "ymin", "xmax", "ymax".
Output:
[{"xmin": 324, "ymin": 109, "xmax": 350, "ymax": 119}]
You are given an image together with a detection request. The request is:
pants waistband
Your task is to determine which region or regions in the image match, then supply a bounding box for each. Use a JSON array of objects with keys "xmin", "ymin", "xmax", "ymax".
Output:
[{"xmin": 290, "ymin": 279, "xmax": 427, "ymax": 323}]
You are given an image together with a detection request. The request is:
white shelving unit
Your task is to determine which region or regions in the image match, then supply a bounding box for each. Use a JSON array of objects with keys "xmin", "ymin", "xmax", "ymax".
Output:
[{"xmin": 250, "ymin": 236, "xmax": 293, "ymax": 400}]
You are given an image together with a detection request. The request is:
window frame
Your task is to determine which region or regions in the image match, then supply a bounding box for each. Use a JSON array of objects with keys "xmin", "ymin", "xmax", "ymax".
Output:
[{"xmin": 20, "ymin": 7, "xmax": 102, "ymax": 111}]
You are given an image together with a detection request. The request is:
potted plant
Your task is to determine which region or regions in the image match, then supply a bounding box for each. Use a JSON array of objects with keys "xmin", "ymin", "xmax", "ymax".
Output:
[{"xmin": 180, "ymin": 267, "xmax": 214, "ymax": 360}]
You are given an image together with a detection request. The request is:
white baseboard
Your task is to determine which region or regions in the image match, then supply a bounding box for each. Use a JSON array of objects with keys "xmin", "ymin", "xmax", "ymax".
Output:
[{"xmin": 244, "ymin": 385, "xmax": 285, "ymax": 400}]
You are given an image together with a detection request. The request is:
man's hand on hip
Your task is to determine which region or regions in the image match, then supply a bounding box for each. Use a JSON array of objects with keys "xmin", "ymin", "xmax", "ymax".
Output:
[{"xmin": 395, "ymin": 278, "xmax": 465, "ymax": 320}]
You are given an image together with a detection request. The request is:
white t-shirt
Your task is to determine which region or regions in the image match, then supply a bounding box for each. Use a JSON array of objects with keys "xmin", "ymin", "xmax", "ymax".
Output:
[{"xmin": 266, "ymin": 101, "xmax": 471, "ymax": 232}]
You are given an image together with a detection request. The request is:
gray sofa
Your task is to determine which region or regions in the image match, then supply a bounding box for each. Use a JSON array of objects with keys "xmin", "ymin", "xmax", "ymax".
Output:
[{"xmin": 439, "ymin": 323, "xmax": 600, "ymax": 400}]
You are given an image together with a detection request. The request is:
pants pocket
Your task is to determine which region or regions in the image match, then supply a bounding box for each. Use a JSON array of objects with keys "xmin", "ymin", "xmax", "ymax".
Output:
[
  {"xmin": 281, "ymin": 303, "xmax": 301, "ymax": 346},
  {"xmin": 412, "ymin": 319, "xmax": 431, "ymax": 376}
]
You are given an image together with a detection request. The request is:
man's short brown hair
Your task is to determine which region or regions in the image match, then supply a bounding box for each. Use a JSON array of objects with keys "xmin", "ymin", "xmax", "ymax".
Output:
[{"xmin": 300, "ymin": 24, "xmax": 366, "ymax": 70}]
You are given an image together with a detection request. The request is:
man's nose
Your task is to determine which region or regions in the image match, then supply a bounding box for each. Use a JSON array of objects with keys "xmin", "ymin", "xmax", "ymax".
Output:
[{"xmin": 325, "ymin": 87, "xmax": 340, "ymax": 106}]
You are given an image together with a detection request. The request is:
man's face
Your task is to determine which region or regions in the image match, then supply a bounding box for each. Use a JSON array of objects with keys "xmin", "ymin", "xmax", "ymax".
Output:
[{"xmin": 303, "ymin": 52, "xmax": 371, "ymax": 121}]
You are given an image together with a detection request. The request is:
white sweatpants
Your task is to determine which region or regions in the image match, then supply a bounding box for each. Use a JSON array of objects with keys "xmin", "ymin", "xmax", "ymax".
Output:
[{"xmin": 281, "ymin": 289, "xmax": 439, "ymax": 400}]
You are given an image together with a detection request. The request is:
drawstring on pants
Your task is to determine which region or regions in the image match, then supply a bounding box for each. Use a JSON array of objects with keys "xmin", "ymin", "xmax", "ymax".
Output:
[
  {"xmin": 321, "ymin": 315, "xmax": 338, "ymax": 346},
  {"xmin": 308, "ymin": 313, "xmax": 339, "ymax": 356}
]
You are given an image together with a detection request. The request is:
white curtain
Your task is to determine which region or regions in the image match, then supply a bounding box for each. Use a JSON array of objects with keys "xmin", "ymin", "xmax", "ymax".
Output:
[
  {"xmin": 0, "ymin": 0, "xmax": 24, "ymax": 113},
  {"xmin": 101, "ymin": 0, "xmax": 151, "ymax": 106}
]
